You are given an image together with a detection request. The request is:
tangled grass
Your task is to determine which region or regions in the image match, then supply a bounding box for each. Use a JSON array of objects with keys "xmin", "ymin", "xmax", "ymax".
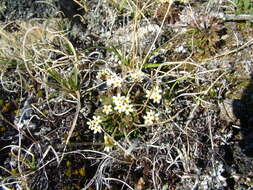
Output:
[{"xmin": 0, "ymin": 0, "xmax": 253, "ymax": 189}]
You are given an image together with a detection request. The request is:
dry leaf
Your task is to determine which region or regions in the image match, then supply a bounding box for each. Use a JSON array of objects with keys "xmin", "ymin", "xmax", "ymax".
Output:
[{"xmin": 136, "ymin": 177, "xmax": 145, "ymax": 190}]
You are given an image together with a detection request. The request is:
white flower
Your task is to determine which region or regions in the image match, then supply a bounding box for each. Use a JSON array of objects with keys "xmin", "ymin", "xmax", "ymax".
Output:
[
  {"xmin": 87, "ymin": 120, "xmax": 95, "ymax": 129},
  {"xmin": 112, "ymin": 77, "xmax": 123, "ymax": 88},
  {"xmin": 87, "ymin": 116, "xmax": 103, "ymax": 134},
  {"xmin": 93, "ymin": 124, "xmax": 102, "ymax": 134},
  {"xmin": 152, "ymin": 94, "xmax": 162, "ymax": 104},
  {"xmin": 107, "ymin": 75, "xmax": 123, "ymax": 88},
  {"xmin": 113, "ymin": 94, "xmax": 123, "ymax": 105},
  {"xmin": 124, "ymin": 104, "xmax": 134, "ymax": 115},
  {"xmin": 147, "ymin": 110, "xmax": 159, "ymax": 121},
  {"xmin": 114, "ymin": 103, "xmax": 126, "ymax": 113},
  {"xmin": 146, "ymin": 85, "xmax": 162, "ymax": 103},
  {"xmin": 92, "ymin": 116, "xmax": 102, "ymax": 125},
  {"xmin": 144, "ymin": 110, "xmax": 159, "ymax": 125},
  {"xmin": 122, "ymin": 96, "xmax": 130, "ymax": 104},
  {"xmin": 102, "ymin": 105, "xmax": 112, "ymax": 115},
  {"xmin": 112, "ymin": 94, "xmax": 134, "ymax": 115},
  {"xmin": 144, "ymin": 114, "xmax": 154, "ymax": 125}
]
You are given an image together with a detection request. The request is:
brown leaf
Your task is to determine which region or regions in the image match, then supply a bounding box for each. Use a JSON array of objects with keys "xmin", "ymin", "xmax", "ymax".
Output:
[{"xmin": 136, "ymin": 177, "xmax": 145, "ymax": 190}]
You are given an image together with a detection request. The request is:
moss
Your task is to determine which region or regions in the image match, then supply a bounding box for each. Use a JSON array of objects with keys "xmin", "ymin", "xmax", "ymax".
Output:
[{"xmin": 226, "ymin": 76, "xmax": 250, "ymax": 100}]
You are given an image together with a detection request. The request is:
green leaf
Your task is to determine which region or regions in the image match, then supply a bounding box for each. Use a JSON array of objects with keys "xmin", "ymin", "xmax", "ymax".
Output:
[
  {"xmin": 162, "ymin": 184, "xmax": 168, "ymax": 190},
  {"xmin": 100, "ymin": 96, "xmax": 113, "ymax": 105},
  {"xmin": 245, "ymin": 0, "xmax": 250, "ymax": 10},
  {"xmin": 68, "ymin": 65, "xmax": 80, "ymax": 90},
  {"xmin": 47, "ymin": 69, "xmax": 62, "ymax": 84},
  {"xmin": 142, "ymin": 63, "xmax": 161, "ymax": 68},
  {"xmin": 0, "ymin": 60, "xmax": 17, "ymax": 65}
]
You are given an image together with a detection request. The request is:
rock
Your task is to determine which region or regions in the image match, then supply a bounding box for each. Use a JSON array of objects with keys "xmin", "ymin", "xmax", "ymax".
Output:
[
  {"xmin": 0, "ymin": 0, "xmax": 59, "ymax": 21},
  {"xmin": 219, "ymin": 99, "xmax": 246, "ymax": 124},
  {"xmin": 106, "ymin": 22, "xmax": 162, "ymax": 54}
]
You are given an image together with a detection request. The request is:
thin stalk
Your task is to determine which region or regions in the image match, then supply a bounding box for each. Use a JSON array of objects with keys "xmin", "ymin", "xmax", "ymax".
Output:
[{"xmin": 62, "ymin": 91, "xmax": 81, "ymax": 157}]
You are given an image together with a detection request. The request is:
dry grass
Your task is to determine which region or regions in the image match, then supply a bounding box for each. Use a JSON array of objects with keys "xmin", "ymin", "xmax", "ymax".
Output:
[{"xmin": 0, "ymin": 0, "xmax": 253, "ymax": 189}]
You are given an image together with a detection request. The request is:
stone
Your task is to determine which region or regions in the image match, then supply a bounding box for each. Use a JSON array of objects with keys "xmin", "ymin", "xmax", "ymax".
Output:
[{"xmin": 219, "ymin": 99, "xmax": 246, "ymax": 124}]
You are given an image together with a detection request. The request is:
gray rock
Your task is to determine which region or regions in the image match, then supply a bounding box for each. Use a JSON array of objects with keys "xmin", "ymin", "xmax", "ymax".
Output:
[
  {"xmin": 219, "ymin": 99, "xmax": 246, "ymax": 124},
  {"xmin": 106, "ymin": 22, "xmax": 162, "ymax": 54},
  {"xmin": 0, "ymin": 0, "xmax": 59, "ymax": 21}
]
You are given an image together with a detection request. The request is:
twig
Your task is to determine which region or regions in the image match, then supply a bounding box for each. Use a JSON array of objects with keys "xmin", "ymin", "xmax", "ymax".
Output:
[
  {"xmin": 61, "ymin": 90, "xmax": 81, "ymax": 160},
  {"xmin": 219, "ymin": 13, "xmax": 253, "ymax": 22},
  {"xmin": 205, "ymin": 37, "xmax": 253, "ymax": 61}
]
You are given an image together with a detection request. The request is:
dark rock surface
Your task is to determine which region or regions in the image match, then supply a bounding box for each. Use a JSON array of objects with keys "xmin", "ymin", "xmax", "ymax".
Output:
[{"xmin": 0, "ymin": 0, "xmax": 59, "ymax": 21}]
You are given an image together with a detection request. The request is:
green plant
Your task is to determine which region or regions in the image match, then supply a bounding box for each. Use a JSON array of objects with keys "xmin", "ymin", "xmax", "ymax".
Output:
[
  {"xmin": 108, "ymin": 0, "xmax": 130, "ymax": 12},
  {"xmin": 186, "ymin": 15, "xmax": 226, "ymax": 57},
  {"xmin": 233, "ymin": 0, "xmax": 253, "ymax": 14},
  {"xmin": 91, "ymin": 83, "xmax": 161, "ymax": 141},
  {"xmin": 47, "ymin": 65, "xmax": 80, "ymax": 93}
]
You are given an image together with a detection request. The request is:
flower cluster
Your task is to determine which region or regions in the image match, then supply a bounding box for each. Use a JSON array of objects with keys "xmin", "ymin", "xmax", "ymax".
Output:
[
  {"xmin": 87, "ymin": 116, "xmax": 103, "ymax": 134},
  {"xmin": 112, "ymin": 94, "xmax": 134, "ymax": 115},
  {"xmin": 146, "ymin": 85, "xmax": 162, "ymax": 103},
  {"xmin": 143, "ymin": 110, "xmax": 159, "ymax": 125}
]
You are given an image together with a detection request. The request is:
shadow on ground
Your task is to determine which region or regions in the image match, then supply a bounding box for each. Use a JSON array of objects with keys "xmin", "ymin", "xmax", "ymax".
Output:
[{"xmin": 233, "ymin": 74, "xmax": 253, "ymax": 158}]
